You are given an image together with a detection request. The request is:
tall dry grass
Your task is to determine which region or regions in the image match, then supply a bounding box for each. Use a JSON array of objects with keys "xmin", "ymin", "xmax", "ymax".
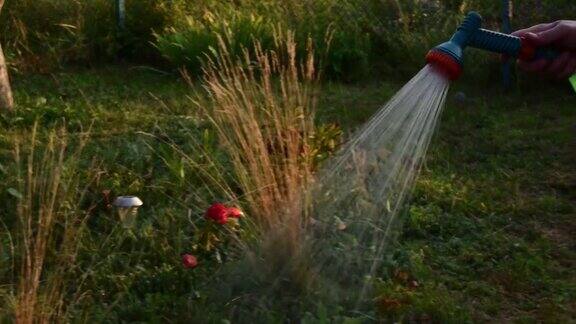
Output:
[
  {"xmin": 175, "ymin": 31, "xmax": 326, "ymax": 310},
  {"xmin": 6, "ymin": 124, "xmax": 95, "ymax": 323},
  {"xmin": 189, "ymin": 30, "xmax": 319, "ymax": 232}
]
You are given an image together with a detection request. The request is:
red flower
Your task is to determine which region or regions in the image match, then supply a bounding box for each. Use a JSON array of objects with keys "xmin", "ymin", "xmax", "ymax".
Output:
[
  {"xmin": 227, "ymin": 207, "xmax": 244, "ymax": 218},
  {"xmin": 205, "ymin": 203, "xmax": 228, "ymax": 224},
  {"xmin": 182, "ymin": 254, "xmax": 198, "ymax": 269}
]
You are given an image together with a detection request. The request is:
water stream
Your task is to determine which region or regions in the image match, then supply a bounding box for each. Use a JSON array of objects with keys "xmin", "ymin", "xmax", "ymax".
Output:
[{"xmin": 308, "ymin": 64, "xmax": 451, "ymax": 306}]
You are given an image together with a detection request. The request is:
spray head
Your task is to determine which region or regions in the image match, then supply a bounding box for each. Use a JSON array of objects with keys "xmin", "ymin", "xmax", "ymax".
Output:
[
  {"xmin": 426, "ymin": 12, "xmax": 482, "ymax": 80},
  {"xmin": 426, "ymin": 11, "xmax": 559, "ymax": 80}
]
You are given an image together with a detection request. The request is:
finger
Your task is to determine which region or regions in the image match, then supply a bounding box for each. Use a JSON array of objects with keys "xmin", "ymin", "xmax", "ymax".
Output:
[
  {"xmin": 545, "ymin": 51, "xmax": 572, "ymax": 76},
  {"xmin": 558, "ymin": 55, "xmax": 576, "ymax": 79},
  {"xmin": 518, "ymin": 59, "xmax": 549, "ymax": 73},
  {"xmin": 532, "ymin": 23, "xmax": 569, "ymax": 46},
  {"xmin": 512, "ymin": 21, "xmax": 560, "ymax": 37},
  {"xmin": 512, "ymin": 22, "xmax": 555, "ymax": 36},
  {"xmin": 520, "ymin": 32, "xmax": 541, "ymax": 46}
]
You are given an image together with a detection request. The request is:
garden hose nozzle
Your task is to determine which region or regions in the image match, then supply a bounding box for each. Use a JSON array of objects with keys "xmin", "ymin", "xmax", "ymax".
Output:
[{"xmin": 426, "ymin": 11, "xmax": 560, "ymax": 80}]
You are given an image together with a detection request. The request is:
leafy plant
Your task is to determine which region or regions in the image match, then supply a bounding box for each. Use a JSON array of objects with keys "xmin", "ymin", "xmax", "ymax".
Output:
[{"xmin": 156, "ymin": 12, "xmax": 275, "ymax": 76}]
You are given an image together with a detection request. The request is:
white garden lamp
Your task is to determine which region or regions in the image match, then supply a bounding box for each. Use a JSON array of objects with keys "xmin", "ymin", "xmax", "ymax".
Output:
[{"xmin": 113, "ymin": 196, "xmax": 143, "ymax": 229}]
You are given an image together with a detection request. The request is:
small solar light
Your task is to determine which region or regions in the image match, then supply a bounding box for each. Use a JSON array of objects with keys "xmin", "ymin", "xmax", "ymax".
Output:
[{"xmin": 113, "ymin": 196, "xmax": 143, "ymax": 228}]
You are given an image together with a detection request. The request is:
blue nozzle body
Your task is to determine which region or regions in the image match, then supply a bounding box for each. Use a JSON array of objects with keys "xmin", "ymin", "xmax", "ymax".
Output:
[
  {"xmin": 427, "ymin": 11, "xmax": 560, "ymax": 79},
  {"xmin": 432, "ymin": 12, "xmax": 484, "ymax": 67}
]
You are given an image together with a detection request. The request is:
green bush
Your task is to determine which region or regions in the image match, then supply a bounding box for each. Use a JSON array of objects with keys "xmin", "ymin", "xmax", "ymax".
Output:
[
  {"xmin": 156, "ymin": 12, "xmax": 275, "ymax": 76},
  {"xmin": 2, "ymin": 0, "xmax": 184, "ymax": 71},
  {"xmin": 155, "ymin": 1, "xmax": 373, "ymax": 81},
  {"xmin": 2, "ymin": 0, "xmax": 576, "ymax": 80}
]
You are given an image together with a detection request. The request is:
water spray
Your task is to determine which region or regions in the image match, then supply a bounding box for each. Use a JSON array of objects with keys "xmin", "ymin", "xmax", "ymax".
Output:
[
  {"xmin": 426, "ymin": 11, "xmax": 560, "ymax": 80},
  {"xmin": 309, "ymin": 11, "xmax": 568, "ymax": 307},
  {"xmin": 234, "ymin": 11, "xmax": 570, "ymax": 315}
]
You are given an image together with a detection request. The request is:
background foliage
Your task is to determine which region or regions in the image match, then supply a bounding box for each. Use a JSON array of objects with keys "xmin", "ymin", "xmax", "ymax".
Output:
[
  {"xmin": 0, "ymin": 0, "xmax": 575, "ymax": 322},
  {"xmin": 3, "ymin": 0, "xmax": 576, "ymax": 79}
]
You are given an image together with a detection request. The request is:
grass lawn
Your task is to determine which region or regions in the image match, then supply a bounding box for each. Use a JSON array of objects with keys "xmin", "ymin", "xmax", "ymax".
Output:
[{"xmin": 1, "ymin": 67, "xmax": 574, "ymax": 322}]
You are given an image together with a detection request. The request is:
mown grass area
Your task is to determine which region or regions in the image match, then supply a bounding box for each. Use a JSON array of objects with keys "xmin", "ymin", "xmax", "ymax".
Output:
[
  {"xmin": 384, "ymin": 85, "xmax": 576, "ymax": 322},
  {"xmin": 1, "ymin": 67, "xmax": 573, "ymax": 321}
]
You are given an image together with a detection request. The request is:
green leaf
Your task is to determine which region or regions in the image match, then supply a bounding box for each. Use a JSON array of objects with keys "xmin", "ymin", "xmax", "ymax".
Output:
[
  {"xmin": 570, "ymin": 74, "xmax": 576, "ymax": 93},
  {"xmin": 7, "ymin": 188, "xmax": 23, "ymax": 199}
]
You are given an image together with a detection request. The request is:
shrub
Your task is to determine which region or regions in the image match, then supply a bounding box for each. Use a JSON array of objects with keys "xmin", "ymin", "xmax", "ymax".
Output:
[
  {"xmin": 2, "ymin": 0, "xmax": 576, "ymax": 80},
  {"xmin": 156, "ymin": 12, "xmax": 275, "ymax": 77},
  {"xmin": 155, "ymin": 0, "xmax": 373, "ymax": 81},
  {"xmin": 3, "ymin": 0, "xmax": 114, "ymax": 71},
  {"xmin": 2, "ymin": 0, "xmax": 184, "ymax": 71}
]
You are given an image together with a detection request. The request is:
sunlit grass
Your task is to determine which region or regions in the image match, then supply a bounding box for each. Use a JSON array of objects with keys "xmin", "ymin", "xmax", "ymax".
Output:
[{"xmin": 1, "ymin": 124, "xmax": 96, "ymax": 323}]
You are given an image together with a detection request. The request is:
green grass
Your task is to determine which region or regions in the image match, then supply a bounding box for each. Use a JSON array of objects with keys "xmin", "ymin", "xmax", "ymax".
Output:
[{"xmin": 1, "ymin": 67, "xmax": 574, "ymax": 321}]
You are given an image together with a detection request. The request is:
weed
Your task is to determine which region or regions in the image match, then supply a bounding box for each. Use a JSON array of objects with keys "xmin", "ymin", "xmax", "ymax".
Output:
[{"xmin": 1, "ymin": 123, "xmax": 97, "ymax": 323}]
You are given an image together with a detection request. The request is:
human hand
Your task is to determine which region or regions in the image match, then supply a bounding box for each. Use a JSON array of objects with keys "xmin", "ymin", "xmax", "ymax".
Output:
[{"xmin": 512, "ymin": 20, "xmax": 576, "ymax": 79}]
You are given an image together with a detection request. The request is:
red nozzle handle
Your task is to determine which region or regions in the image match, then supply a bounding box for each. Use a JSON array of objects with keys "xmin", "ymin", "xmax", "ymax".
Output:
[{"xmin": 519, "ymin": 37, "xmax": 561, "ymax": 61}]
